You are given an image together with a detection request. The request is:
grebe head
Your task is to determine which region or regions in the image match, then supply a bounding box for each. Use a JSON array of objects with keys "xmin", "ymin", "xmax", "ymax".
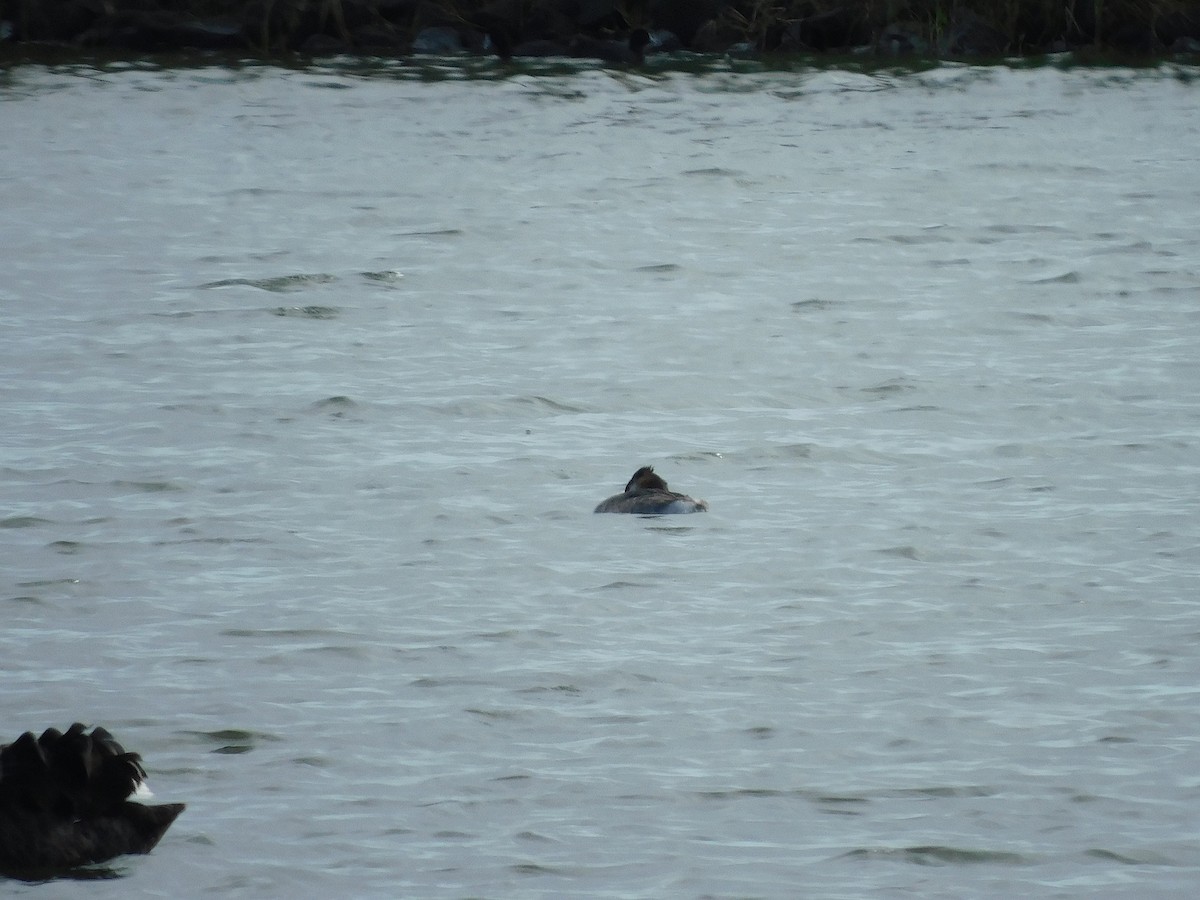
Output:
[{"xmin": 626, "ymin": 466, "xmax": 669, "ymax": 493}]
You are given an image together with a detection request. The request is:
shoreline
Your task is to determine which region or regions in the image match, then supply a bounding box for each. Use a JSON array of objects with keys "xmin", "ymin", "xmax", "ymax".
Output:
[{"xmin": 3, "ymin": 0, "xmax": 1199, "ymax": 65}]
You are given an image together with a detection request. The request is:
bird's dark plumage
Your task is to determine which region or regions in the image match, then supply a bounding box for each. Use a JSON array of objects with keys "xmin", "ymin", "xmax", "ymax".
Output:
[
  {"xmin": 594, "ymin": 466, "xmax": 708, "ymax": 514},
  {"xmin": 0, "ymin": 724, "xmax": 184, "ymax": 875}
]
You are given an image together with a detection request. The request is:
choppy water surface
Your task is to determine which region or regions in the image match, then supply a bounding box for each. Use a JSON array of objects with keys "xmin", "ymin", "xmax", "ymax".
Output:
[{"xmin": 2, "ymin": 58, "xmax": 1199, "ymax": 897}]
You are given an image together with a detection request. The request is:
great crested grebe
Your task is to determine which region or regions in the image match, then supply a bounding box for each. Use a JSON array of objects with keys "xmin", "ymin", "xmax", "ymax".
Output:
[
  {"xmin": 594, "ymin": 466, "xmax": 708, "ymax": 514},
  {"xmin": 0, "ymin": 723, "xmax": 184, "ymax": 874}
]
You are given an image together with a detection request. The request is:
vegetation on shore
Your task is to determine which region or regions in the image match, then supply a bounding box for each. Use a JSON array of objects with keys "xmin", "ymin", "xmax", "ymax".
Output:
[{"xmin": 3, "ymin": 0, "xmax": 1199, "ymax": 60}]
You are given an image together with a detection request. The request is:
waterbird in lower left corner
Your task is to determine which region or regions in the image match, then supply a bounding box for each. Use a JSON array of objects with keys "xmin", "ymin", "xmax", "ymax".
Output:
[{"xmin": 0, "ymin": 723, "xmax": 185, "ymax": 875}]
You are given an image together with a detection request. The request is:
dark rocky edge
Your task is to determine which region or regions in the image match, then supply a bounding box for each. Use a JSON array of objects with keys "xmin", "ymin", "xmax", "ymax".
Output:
[{"xmin": 2, "ymin": 0, "xmax": 1199, "ymax": 63}]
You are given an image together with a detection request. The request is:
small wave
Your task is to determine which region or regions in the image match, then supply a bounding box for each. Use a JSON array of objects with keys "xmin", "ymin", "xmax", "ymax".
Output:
[
  {"xmin": 518, "ymin": 395, "xmax": 587, "ymax": 413},
  {"xmin": 695, "ymin": 788, "xmax": 785, "ymax": 800},
  {"xmin": 271, "ymin": 305, "xmax": 340, "ymax": 319},
  {"xmin": 308, "ymin": 396, "xmax": 358, "ymax": 415},
  {"xmin": 884, "ymin": 230, "xmax": 954, "ymax": 245},
  {"xmin": 816, "ymin": 794, "xmax": 870, "ymax": 807},
  {"xmin": 518, "ymin": 684, "xmax": 581, "ymax": 695},
  {"xmin": 894, "ymin": 785, "xmax": 996, "ymax": 799},
  {"xmin": 466, "ymin": 707, "xmax": 521, "ymax": 720},
  {"xmin": 1025, "ymin": 270, "xmax": 1081, "ymax": 284},
  {"xmin": 510, "ymin": 862, "xmax": 566, "ymax": 876},
  {"xmin": 791, "ymin": 298, "xmax": 842, "ymax": 311},
  {"xmin": 16, "ymin": 577, "xmax": 79, "ymax": 588},
  {"xmin": 397, "ymin": 227, "xmax": 463, "ymax": 237},
  {"xmin": 771, "ymin": 443, "xmax": 814, "ymax": 458},
  {"xmin": 0, "ymin": 515, "xmax": 53, "ymax": 528},
  {"xmin": 111, "ymin": 479, "xmax": 183, "ymax": 493},
  {"xmin": 183, "ymin": 728, "xmax": 281, "ymax": 755},
  {"xmin": 877, "ymin": 545, "xmax": 920, "ymax": 559},
  {"xmin": 221, "ymin": 628, "xmax": 350, "ymax": 640},
  {"xmin": 681, "ymin": 167, "xmax": 742, "ymax": 177},
  {"xmin": 862, "ymin": 379, "xmax": 915, "ymax": 396},
  {"xmin": 982, "ymin": 222, "xmax": 1069, "ymax": 234},
  {"xmin": 424, "ymin": 395, "xmax": 588, "ymax": 417},
  {"xmin": 360, "ymin": 269, "xmax": 405, "ymax": 282},
  {"xmin": 1085, "ymin": 847, "xmax": 1178, "ymax": 865},
  {"xmin": 198, "ymin": 273, "xmax": 338, "ymax": 292},
  {"xmin": 515, "ymin": 830, "xmax": 558, "ymax": 843},
  {"xmin": 840, "ymin": 845, "xmax": 1029, "ymax": 866},
  {"xmin": 293, "ymin": 756, "xmax": 334, "ymax": 768},
  {"xmin": 154, "ymin": 537, "xmax": 270, "ymax": 547}
]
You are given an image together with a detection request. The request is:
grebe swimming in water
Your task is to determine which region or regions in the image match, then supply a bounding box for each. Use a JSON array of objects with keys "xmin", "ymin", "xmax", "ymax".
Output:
[
  {"xmin": 0, "ymin": 723, "xmax": 185, "ymax": 874},
  {"xmin": 594, "ymin": 466, "xmax": 708, "ymax": 515}
]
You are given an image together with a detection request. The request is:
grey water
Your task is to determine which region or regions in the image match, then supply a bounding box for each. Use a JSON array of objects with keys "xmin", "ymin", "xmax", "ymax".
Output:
[{"xmin": 2, "ymin": 57, "xmax": 1199, "ymax": 897}]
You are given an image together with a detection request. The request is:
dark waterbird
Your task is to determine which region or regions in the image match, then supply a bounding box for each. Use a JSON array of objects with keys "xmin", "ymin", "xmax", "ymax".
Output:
[
  {"xmin": 0, "ymin": 724, "xmax": 184, "ymax": 876},
  {"xmin": 595, "ymin": 466, "xmax": 708, "ymax": 514}
]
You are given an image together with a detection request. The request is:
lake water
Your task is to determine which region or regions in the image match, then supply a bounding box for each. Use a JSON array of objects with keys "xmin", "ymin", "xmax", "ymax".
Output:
[{"xmin": 2, "ymin": 55, "xmax": 1199, "ymax": 897}]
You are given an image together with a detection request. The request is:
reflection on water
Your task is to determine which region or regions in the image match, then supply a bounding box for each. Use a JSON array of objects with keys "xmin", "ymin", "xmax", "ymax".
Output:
[{"xmin": 1, "ymin": 59, "xmax": 1199, "ymax": 897}]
